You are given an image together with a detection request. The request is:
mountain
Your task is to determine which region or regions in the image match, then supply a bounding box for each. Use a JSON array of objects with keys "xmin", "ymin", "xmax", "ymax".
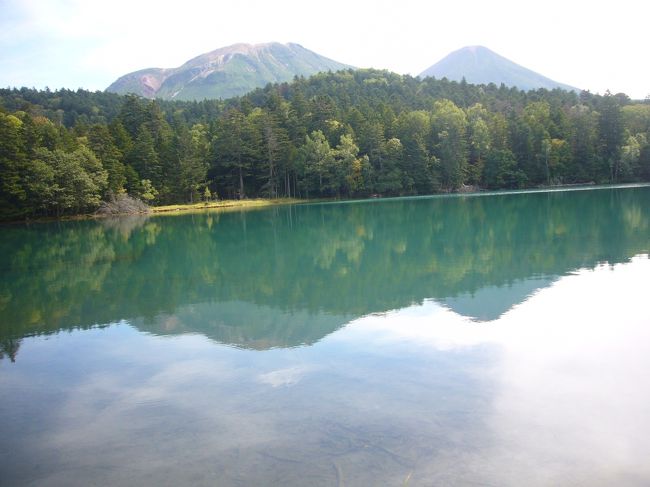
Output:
[
  {"xmin": 419, "ymin": 46, "xmax": 579, "ymax": 92},
  {"xmin": 106, "ymin": 42, "xmax": 353, "ymax": 101}
]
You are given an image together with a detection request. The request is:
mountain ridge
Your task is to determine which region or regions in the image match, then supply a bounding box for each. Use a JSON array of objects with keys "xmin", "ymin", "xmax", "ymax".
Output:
[
  {"xmin": 106, "ymin": 42, "xmax": 353, "ymax": 101},
  {"xmin": 419, "ymin": 46, "xmax": 579, "ymax": 92}
]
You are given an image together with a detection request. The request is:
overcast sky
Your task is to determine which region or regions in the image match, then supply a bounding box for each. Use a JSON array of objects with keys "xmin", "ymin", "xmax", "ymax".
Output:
[{"xmin": 1, "ymin": 0, "xmax": 648, "ymax": 99}]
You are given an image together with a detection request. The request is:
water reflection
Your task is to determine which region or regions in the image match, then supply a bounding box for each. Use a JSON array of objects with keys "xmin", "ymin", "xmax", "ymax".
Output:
[
  {"xmin": 336, "ymin": 256, "xmax": 650, "ymax": 484},
  {"xmin": 1, "ymin": 257, "xmax": 648, "ymax": 485},
  {"xmin": 1, "ymin": 187, "xmax": 649, "ymax": 359}
]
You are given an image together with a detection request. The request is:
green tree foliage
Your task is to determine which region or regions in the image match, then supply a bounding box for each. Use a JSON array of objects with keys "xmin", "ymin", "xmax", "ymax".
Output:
[
  {"xmin": 128, "ymin": 126, "xmax": 161, "ymax": 190},
  {"xmin": 297, "ymin": 130, "xmax": 335, "ymax": 196},
  {"xmin": 0, "ymin": 72, "xmax": 649, "ymax": 220},
  {"xmin": 177, "ymin": 124, "xmax": 209, "ymax": 203},
  {"xmin": 375, "ymin": 138, "xmax": 404, "ymax": 195},
  {"xmin": 520, "ymin": 101, "xmax": 553, "ymax": 184},
  {"xmin": 31, "ymin": 147, "xmax": 107, "ymax": 216},
  {"xmin": 395, "ymin": 111, "xmax": 435, "ymax": 194},
  {"xmin": 431, "ymin": 99, "xmax": 468, "ymax": 190},
  {"xmin": 211, "ymin": 108, "xmax": 257, "ymax": 199},
  {"xmin": 483, "ymin": 149, "xmax": 523, "ymax": 189},
  {"xmin": 118, "ymin": 94, "xmax": 150, "ymax": 138},
  {"xmin": 466, "ymin": 104, "xmax": 491, "ymax": 185},
  {"xmin": 334, "ymin": 134, "xmax": 370, "ymax": 196},
  {"xmin": 598, "ymin": 92, "xmax": 624, "ymax": 182},
  {"xmin": 566, "ymin": 105, "xmax": 599, "ymax": 182},
  {"xmin": 87, "ymin": 124, "xmax": 126, "ymax": 193},
  {"xmin": 253, "ymin": 109, "xmax": 290, "ymax": 198},
  {"xmin": 138, "ymin": 179, "xmax": 158, "ymax": 202},
  {"xmin": 620, "ymin": 133, "xmax": 647, "ymax": 181},
  {"xmin": 0, "ymin": 113, "xmax": 27, "ymax": 215},
  {"xmin": 621, "ymin": 105, "xmax": 650, "ymax": 135}
]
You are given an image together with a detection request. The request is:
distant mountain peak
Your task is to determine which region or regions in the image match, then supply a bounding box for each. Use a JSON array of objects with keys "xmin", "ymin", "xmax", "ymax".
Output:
[
  {"xmin": 106, "ymin": 42, "xmax": 353, "ymax": 101},
  {"xmin": 463, "ymin": 45, "xmax": 490, "ymax": 53},
  {"xmin": 419, "ymin": 46, "xmax": 578, "ymax": 92}
]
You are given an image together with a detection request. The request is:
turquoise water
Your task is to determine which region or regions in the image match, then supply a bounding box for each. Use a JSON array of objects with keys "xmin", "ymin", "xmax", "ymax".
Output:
[{"xmin": 1, "ymin": 186, "xmax": 649, "ymax": 485}]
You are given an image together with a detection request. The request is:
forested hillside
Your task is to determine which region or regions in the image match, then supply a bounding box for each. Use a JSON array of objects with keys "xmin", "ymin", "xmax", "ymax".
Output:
[{"xmin": 1, "ymin": 70, "xmax": 649, "ymax": 219}]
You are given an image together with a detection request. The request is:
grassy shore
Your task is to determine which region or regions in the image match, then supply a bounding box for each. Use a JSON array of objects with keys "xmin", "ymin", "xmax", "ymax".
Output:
[
  {"xmin": 1, "ymin": 198, "xmax": 304, "ymax": 224},
  {"xmin": 151, "ymin": 198, "xmax": 303, "ymax": 214}
]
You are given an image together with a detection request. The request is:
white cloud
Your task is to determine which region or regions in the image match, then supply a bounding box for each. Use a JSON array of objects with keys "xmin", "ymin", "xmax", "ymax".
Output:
[
  {"xmin": 258, "ymin": 365, "xmax": 315, "ymax": 387},
  {"xmin": 329, "ymin": 256, "xmax": 650, "ymax": 483}
]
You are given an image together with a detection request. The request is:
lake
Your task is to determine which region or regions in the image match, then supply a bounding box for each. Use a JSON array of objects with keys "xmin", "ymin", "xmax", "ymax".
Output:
[{"xmin": 1, "ymin": 185, "xmax": 650, "ymax": 486}]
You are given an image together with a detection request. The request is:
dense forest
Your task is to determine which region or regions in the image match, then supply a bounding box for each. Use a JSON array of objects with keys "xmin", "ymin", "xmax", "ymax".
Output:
[{"xmin": 1, "ymin": 69, "xmax": 649, "ymax": 219}]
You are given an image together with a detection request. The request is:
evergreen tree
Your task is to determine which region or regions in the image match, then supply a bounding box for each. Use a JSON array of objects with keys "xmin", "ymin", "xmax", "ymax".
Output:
[
  {"xmin": 1, "ymin": 73, "xmax": 649, "ymax": 220},
  {"xmin": 128, "ymin": 126, "xmax": 161, "ymax": 193},
  {"xmin": 212, "ymin": 109, "xmax": 254, "ymax": 199},
  {"xmin": 297, "ymin": 131, "xmax": 335, "ymax": 197},
  {"xmin": 0, "ymin": 113, "xmax": 27, "ymax": 215},
  {"xmin": 87, "ymin": 124, "xmax": 126, "ymax": 194},
  {"xmin": 395, "ymin": 111, "xmax": 435, "ymax": 194},
  {"xmin": 598, "ymin": 92, "xmax": 624, "ymax": 182},
  {"xmin": 466, "ymin": 104, "xmax": 491, "ymax": 185}
]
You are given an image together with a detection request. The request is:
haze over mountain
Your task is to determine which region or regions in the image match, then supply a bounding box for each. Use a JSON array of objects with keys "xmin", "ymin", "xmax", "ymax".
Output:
[
  {"xmin": 106, "ymin": 42, "xmax": 353, "ymax": 101},
  {"xmin": 419, "ymin": 46, "xmax": 579, "ymax": 92}
]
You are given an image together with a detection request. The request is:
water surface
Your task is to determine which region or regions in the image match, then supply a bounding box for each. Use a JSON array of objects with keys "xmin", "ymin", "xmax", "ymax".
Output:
[{"xmin": 1, "ymin": 186, "xmax": 649, "ymax": 486}]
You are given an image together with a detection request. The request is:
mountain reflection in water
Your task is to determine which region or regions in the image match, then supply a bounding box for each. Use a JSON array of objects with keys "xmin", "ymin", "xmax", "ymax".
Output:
[
  {"xmin": 1, "ymin": 187, "xmax": 650, "ymax": 486},
  {"xmin": 1, "ymin": 186, "xmax": 649, "ymax": 357}
]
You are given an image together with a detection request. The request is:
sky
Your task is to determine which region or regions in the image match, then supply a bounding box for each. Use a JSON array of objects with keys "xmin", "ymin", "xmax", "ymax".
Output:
[{"xmin": 0, "ymin": 0, "xmax": 648, "ymax": 99}]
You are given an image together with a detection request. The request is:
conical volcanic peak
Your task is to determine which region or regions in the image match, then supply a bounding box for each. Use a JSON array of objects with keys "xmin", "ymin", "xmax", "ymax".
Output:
[{"xmin": 419, "ymin": 46, "xmax": 578, "ymax": 92}]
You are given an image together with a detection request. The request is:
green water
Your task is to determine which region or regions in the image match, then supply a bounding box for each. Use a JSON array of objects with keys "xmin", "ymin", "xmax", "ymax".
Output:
[{"xmin": 1, "ymin": 186, "xmax": 650, "ymax": 485}]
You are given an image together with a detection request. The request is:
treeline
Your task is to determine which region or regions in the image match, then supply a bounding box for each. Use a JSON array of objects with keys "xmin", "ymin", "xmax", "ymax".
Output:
[{"xmin": 1, "ymin": 70, "xmax": 649, "ymax": 219}]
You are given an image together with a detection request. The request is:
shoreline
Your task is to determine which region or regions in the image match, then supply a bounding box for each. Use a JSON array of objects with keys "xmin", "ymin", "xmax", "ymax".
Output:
[
  {"xmin": 151, "ymin": 198, "xmax": 304, "ymax": 214},
  {"xmin": 1, "ymin": 198, "xmax": 306, "ymax": 225},
  {"xmin": 3, "ymin": 183, "xmax": 650, "ymax": 224}
]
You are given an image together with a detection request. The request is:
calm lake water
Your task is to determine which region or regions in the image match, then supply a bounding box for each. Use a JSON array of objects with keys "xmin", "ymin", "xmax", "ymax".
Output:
[{"xmin": 1, "ymin": 186, "xmax": 650, "ymax": 486}]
